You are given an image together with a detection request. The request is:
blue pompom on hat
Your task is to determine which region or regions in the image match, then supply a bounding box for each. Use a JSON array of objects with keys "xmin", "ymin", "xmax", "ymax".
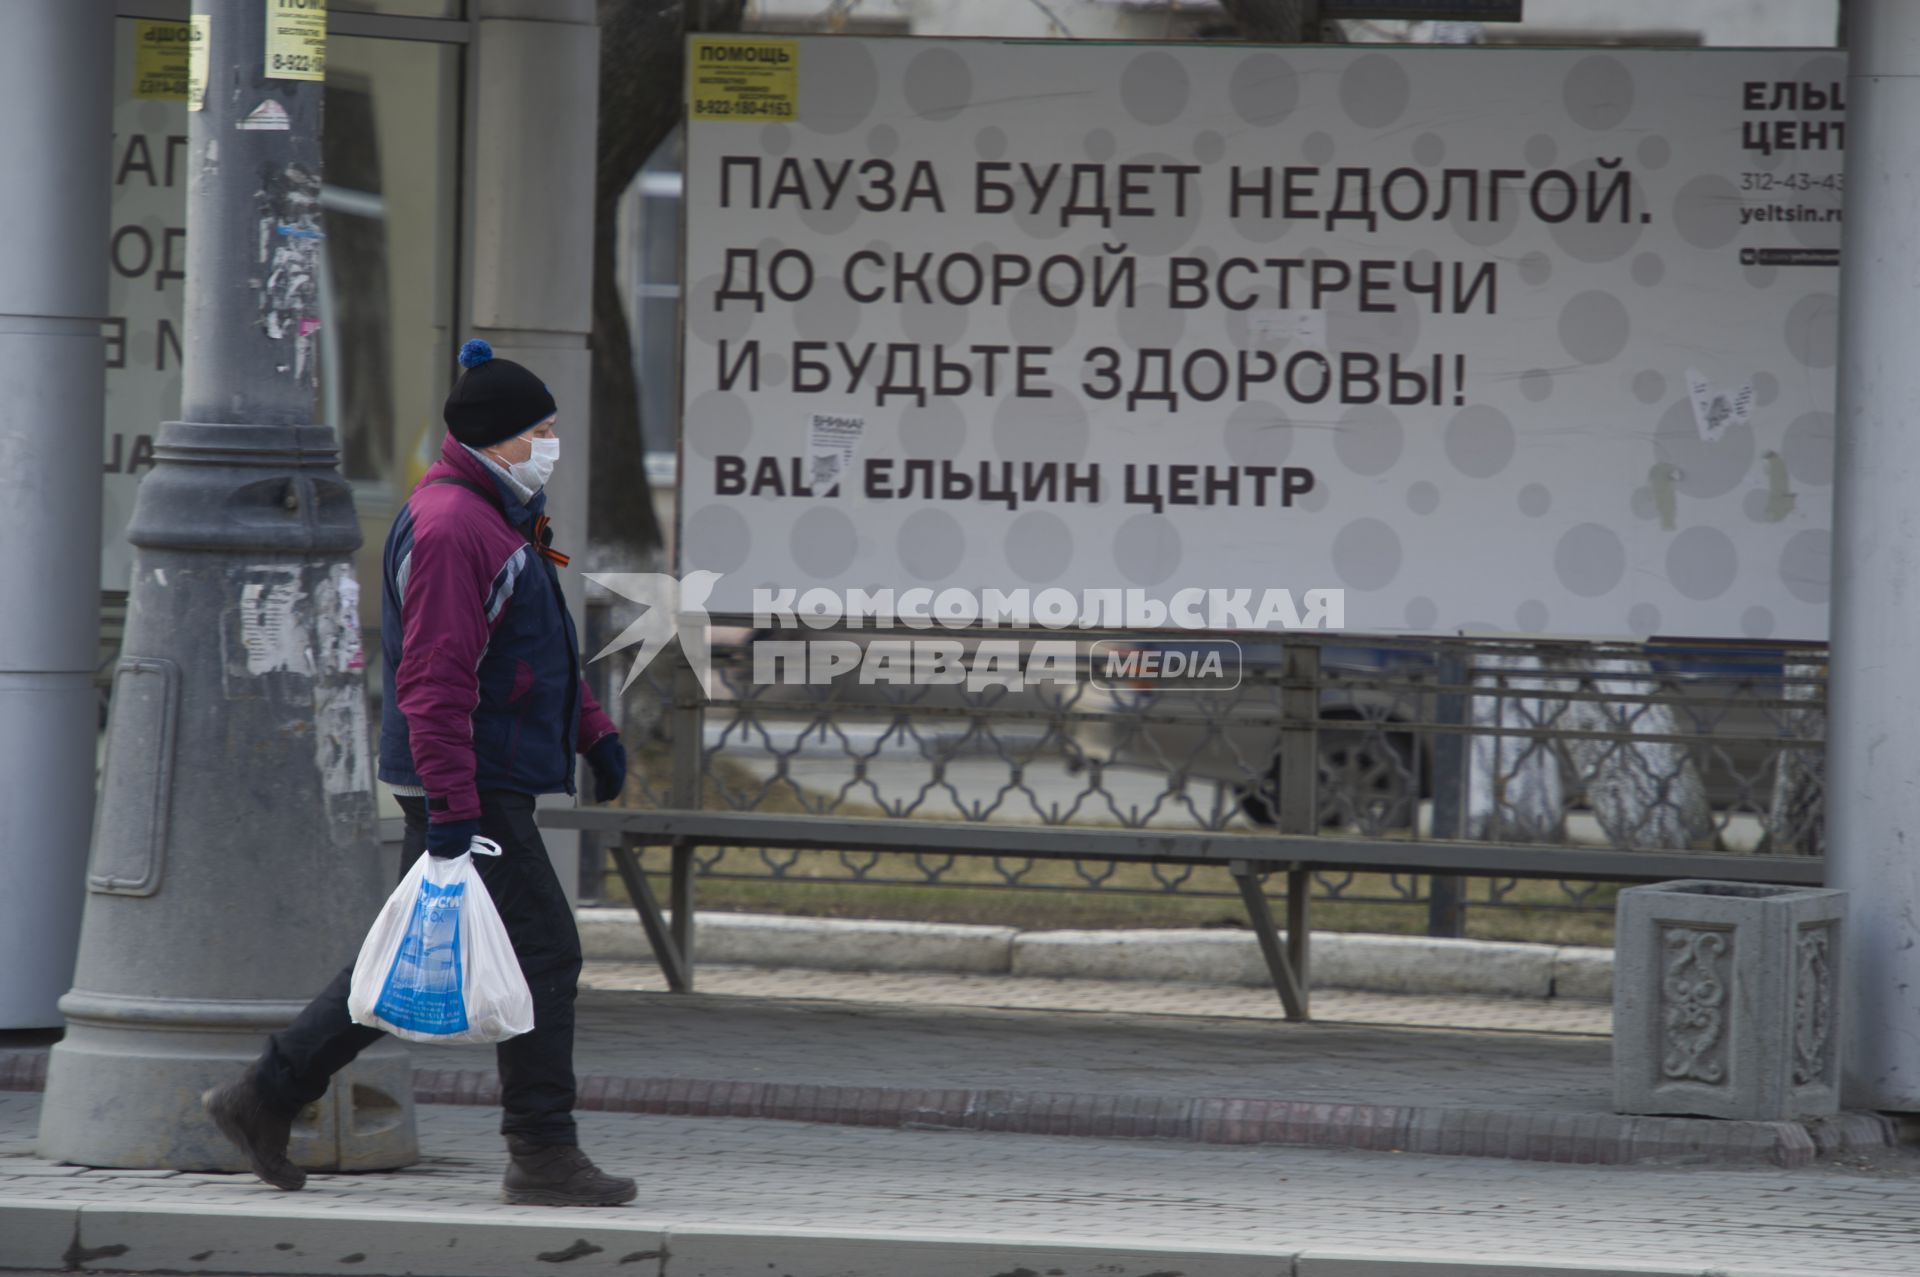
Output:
[{"xmin": 443, "ymin": 337, "xmax": 555, "ymax": 448}]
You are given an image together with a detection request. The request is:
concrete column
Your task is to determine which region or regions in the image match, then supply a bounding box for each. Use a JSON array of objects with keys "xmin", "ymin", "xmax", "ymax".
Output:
[
  {"xmin": 0, "ymin": 1, "xmax": 110, "ymax": 1029},
  {"xmin": 466, "ymin": 0, "xmax": 600, "ymax": 897},
  {"xmin": 1828, "ymin": 0, "xmax": 1920, "ymax": 1112}
]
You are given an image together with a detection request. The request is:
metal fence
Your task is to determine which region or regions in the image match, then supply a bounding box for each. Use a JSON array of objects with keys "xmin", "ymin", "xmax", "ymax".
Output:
[{"xmin": 578, "ymin": 617, "xmax": 1826, "ymax": 941}]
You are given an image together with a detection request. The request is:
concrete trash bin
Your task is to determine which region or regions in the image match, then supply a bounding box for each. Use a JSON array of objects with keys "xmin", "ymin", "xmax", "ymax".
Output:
[{"xmin": 1614, "ymin": 879, "xmax": 1845, "ymax": 1121}]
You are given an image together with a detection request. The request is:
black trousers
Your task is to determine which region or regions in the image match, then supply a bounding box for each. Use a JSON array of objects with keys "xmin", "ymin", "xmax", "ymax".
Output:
[{"xmin": 253, "ymin": 791, "xmax": 584, "ymax": 1147}]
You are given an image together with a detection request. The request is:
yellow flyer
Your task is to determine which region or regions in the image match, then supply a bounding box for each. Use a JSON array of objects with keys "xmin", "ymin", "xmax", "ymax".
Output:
[
  {"xmin": 265, "ymin": 0, "xmax": 326, "ymax": 82},
  {"xmin": 689, "ymin": 37, "xmax": 798, "ymax": 123},
  {"xmin": 187, "ymin": 14, "xmax": 210, "ymax": 111},
  {"xmin": 133, "ymin": 21, "xmax": 191, "ymax": 101}
]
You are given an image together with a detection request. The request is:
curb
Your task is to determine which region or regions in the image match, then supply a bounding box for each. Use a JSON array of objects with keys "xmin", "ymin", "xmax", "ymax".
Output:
[
  {"xmin": 575, "ymin": 908, "xmax": 1616, "ymax": 1001},
  {"xmin": 414, "ymin": 1068, "xmax": 1897, "ymax": 1170},
  {"xmin": 576, "ymin": 910, "xmax": 1019, "ymax": 976},
  {"xmin": 3, "ymin": 1049, "xmax": 1894, "ymax": 1171},
  {"xmin": 0, "ymin": 1202, "xmax": 1775, "ymax": 1277}
]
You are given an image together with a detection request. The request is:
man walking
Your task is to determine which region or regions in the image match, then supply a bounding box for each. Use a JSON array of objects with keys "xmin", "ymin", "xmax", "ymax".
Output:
[{"xmin": 203, "ymin": 340, "xmax": 636, "ymax": 1207}]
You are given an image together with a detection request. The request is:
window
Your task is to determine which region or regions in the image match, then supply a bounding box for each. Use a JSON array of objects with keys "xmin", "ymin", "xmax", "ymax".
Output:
[
  {"xmin": 622, "ymin": 126, "xmax": 686, "ymax": 470},
  {"xmin": 321, "ymin": 34, "xmax": 461, "ymax": 510}
]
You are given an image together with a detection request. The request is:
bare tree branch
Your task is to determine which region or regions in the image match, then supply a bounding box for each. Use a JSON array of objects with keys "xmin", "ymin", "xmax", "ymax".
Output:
[{"xmin": 1022, "ymin": 0, "xmax": 1074, "ymax": 38}]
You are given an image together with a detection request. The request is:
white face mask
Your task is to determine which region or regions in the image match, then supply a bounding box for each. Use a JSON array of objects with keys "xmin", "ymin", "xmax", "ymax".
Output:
[{"xmin": 503, "ymin": 435, "xmax": 559, "ymax": 492}]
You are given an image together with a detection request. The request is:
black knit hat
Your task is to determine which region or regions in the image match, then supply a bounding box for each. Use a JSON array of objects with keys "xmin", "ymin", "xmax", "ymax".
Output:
[{"xmin": 443, "ymin": 339, "xmax": 557, "ymax": 449}]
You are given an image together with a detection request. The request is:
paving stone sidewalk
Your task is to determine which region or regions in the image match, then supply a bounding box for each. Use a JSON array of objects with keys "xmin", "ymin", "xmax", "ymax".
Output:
[
  {"xmin": 2, "ymin": 1093, "xmax": 1918, "ymax": 1277},
  {"xmin": 451, "ymin": 978, "xmax": 1618, "ymax": 1114},
  {"xmin": 0, "ymin": 968, "xmax": 1895, "ymax": 1170},
  {"xmin": 406, "ymin": 975, "xmax": 1878, "ymax": 1168}
]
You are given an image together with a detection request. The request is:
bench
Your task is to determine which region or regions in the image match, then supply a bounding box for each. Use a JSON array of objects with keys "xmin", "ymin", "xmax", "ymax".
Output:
[{"xmin": 540, "ymin": 805, "xmax": 1822, "ymax": 1021}]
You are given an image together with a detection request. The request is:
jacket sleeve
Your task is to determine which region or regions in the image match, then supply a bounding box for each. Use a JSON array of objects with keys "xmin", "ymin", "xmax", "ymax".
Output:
[
  {"xmin": 577, "ymin": 677, "xmax": 618, "ymax": 753},
  {"xmin": 393, "ymin": 522, "xmax": 501, "ymax": 825}
]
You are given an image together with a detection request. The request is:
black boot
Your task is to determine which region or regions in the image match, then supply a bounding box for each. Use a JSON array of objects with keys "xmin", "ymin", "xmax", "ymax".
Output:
[
  {"xmin": 502, "ymin": 1136, "xmax": 636, "ymax": 1207},
  {"xmin": 202, "ymin": 1072, "xmax": 306, "ymax": 1191}
]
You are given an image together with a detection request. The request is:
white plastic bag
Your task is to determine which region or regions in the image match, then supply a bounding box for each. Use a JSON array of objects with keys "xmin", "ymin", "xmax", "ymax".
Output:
[{"xmin": 347, "ymin": 836, "xmax": 534, "ymax": 1044}]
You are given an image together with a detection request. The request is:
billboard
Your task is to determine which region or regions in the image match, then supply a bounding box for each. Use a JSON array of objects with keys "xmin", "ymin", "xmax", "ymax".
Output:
[{"xmin": 678, "ymin": 37, "xmax": 1843, "ymax": 639}]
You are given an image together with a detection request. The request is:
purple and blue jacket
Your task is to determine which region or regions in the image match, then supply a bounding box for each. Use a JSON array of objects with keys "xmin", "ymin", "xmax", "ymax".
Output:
[{"xmin": 376, "ymin": 435, "xmax": 617, "ymax": 825}]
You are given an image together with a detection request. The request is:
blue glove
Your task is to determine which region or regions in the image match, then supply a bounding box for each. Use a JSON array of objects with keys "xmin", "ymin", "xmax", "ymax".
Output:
[
  {"xmin": 425, "ymin": 818, "xmax": 481, "ymax": 859},
  {"xmin": 586, "ymin": 734, "xmax": 626, "ymax": 803}
]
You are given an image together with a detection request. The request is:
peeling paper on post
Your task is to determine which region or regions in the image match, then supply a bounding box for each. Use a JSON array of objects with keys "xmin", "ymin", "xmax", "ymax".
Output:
[
  {"xmin": 238, "ymin": 570, "xmax": 308, "ymax": 675},
  {"xmin": 321, "ymin": 566, "xmax": 367, "ymax": 675},
  {"xmin": 1684, "ymin": 369, "xmax": 1753, "ymax": 443},
  {"xmin": 313, "ymin": 564, "xmax": 372, "ymax": 800},
  {"xmin": 807, "ymin": 411, "xmax": 865, "ymax": 497}
]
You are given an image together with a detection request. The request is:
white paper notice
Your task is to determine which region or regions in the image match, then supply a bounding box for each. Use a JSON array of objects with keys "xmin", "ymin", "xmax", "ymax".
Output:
[
  {"xmin": 807, "ymin": 411, "xmax": 865, "ymax": 496},
  {"xmin": 1247, "ymin": 308, "xmax": 1326, "ymax": 349},
  {"xmin": 1684, "ymin": 369, "xmax": 1753, "ymax": 443},
  {"xmin": 239, "ymin": 570, "xmax": 307, "ymax": 675}
]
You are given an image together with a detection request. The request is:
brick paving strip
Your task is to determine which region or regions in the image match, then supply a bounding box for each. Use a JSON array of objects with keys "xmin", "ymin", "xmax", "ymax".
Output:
[{"xmin": 0, "ymin": 970, "xmax": 1898, "ymax": 1170}]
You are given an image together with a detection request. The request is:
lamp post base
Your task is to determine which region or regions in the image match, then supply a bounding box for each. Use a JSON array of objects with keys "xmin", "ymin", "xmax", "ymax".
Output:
[{"xmin": 38, "ymin": 992, "xmax": 416, "ymax": 1172}]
